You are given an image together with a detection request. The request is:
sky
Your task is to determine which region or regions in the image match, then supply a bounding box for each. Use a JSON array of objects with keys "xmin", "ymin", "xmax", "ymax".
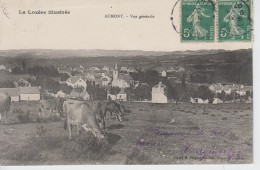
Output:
[{"xmin": 0, "ymin": 0, "xmax": 253, "ymax": 51}]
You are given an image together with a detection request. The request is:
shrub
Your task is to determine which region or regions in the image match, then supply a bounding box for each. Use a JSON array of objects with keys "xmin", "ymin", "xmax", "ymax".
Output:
[
  {"xmin": 62, "ymin": 132, "xmax": 111, "ymax": 161},
  {"xmin": 17, "ymin": 112, "xmax": 32, "ymax": 124},
  {"xmin": 125, "ymin": 147, "xmax": 153, "ymax": 164}
]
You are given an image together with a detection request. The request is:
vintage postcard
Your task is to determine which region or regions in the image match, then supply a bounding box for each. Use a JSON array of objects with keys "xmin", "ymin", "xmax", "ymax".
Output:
[{"xmin": 0, "ymin": 0, "xmax": 254, "ymax": 166}]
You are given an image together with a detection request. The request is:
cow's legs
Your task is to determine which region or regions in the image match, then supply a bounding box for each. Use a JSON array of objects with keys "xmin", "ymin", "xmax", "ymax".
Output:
[
  {"xmin": 4, "ymin": 110, "xmax": 8, "ymax": 125},
  {"xmin": 115, "ymin": 110, "xmax": 123, "ymax": 121},
  {"xmin": 110, "ymin": 111, "xmax": 114, "ymax": 119},
  {"xmin": 48, "ymin": 109, "xmax": 52, "ymax": 117},
  {"xmin": 68, "ymin": 123, "xmax": 72, "ymax": 139},
  {"xmin": 77, "ymin": 125, "xmax": 81, "ymax": 135}
]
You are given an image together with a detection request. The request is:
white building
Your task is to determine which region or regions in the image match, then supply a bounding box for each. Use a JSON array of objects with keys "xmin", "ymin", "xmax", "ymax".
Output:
[
  {"xmin": 102, "ymin": 66, "xmax": 110, "ymax": 72},
  {"xmin": 161, "ymin": 70, "xmax": 167, "ymax": 77},
  {"xmin": 66, "ymin": 76, "xmax": 87, "ymax": 90},
  {"xmin": 19, "ymin": 87, "xmax": 41, "ymax": 101},
  {"xmin": 120, "ymin": 66, "xmax": 128, "ymax": 72},
  {"xmin": 89, "ymin": 67, "xmax": 100, "ymax": 71},
  {"xmin": 0, "ymin": 65, "xmax": 6, "ymax": 70},
  {"xmin": 55, "ymin": 90, "xmax": 67, "ymax": 98},
  {"xmin": 117, "ymin": 89, "xmax": 127, "ymax": 101},
  {"xmin": 152, "ymin": 82, "xmax": 167, "ymax": 103},
  {"xmin": 190, "ymin": 97, "xmax": 209, "ymax": 104},
  {"xmin": 209, "ymin": 83, "xmax": 223, "ymax": 94},
  {"xmin": 107, "ymin": 94, "xmax": 117, "ymax": 100},
  {"xmin": 212, "ymin": 98, "xmax": 223, "ymax": 104}
]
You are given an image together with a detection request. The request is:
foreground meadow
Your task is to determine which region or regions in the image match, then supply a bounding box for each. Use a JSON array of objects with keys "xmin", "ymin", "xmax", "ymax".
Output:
[{"xmin": 0, "ymin": 101, "xmax": 253, "ymax": 165}]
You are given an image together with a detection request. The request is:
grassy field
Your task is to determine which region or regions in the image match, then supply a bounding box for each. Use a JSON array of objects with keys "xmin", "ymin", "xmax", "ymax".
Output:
[{"xmin": 0, "ymin": 101, "xmax": 253, "ymax": 165}]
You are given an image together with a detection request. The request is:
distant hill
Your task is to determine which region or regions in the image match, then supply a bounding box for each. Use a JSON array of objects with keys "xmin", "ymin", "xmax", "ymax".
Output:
[
  {"xmin": 0, "ymin": 49, "xmax": 252, "ymax": 85},
  {"xmin": 0, "ymin": 49, "xmax": 229, "ymax": 58}
]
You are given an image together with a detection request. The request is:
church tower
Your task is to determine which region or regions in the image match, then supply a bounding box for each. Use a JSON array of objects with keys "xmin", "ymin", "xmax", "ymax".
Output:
[{"xmin": 113, "ymin": 60, "xmax": 118, "ymax": 81}]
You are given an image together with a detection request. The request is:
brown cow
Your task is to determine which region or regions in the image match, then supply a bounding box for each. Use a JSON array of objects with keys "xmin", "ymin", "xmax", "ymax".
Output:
[
  {"xmin": 63, "ymin": 99, "xmax": 104, "ymax": 139},
  {"xmin": 0, "ymin": 93, "xmax": 11, "ymax": 124},
  {"xmin": 39, "ymin": 97, "xmax": 65, "ymax": 117}
]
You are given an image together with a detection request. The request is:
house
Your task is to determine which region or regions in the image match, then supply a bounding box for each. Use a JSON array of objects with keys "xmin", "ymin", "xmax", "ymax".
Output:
[
  {"xmin": 107, "ymin": 94, "xmax": 117, "ymax": 100},
  {"xmin": 190, "ymin": 97, "xmax": 209, "ymax": 104},
  {"xmin": 0, "ymin": 65, "xmax": 6, "ymax": 70},
  {"xmin": 237, "ymin": 86, "xmax": 253, "ymax": 96},
  {"xmin": 152, "ymin": 82, "xmax": 167, "ymax": 103},
  {"xmin": 0, "ymin": 88, "xmax": 20, "ymax": 102},
  {"xmin": 66, "ymin": 76, "xmax": 87, "ymax": 90},
  {"xmin": 94, "ymin": 70, "xmax": 106, "ymax": 77},
  {"xmin": 117, "ymin": 89, "xmax": 127, "ymax": 101},
  {"xmin": 102, "ymin": 77, "xmax": 109, "ymax": 86},
  {"xmin": 70, "ymin": 89, "xmax": 90, "ymax": 100},
  {"xmin": 58, "ymin": 66, "xmax": 72, "ymax": 76},
  {"xmin": 161, "ymin": 70, "xmax": 167, "ymax": 77},
  {"xmin": 127, "ymin": 68, "xmax": 137, "ymax": 73},
  {"xmin": 55, "ymin": 90, "xmax": 67, "ymax": 98},
  {"xmin": 17, "ymin": 78, "xmax": 31, "ymax": 87},
  {"xmin": 223, "ymin": 85, "xmax": 233, "ymax": 95},
  {"xmin": 209, "ymin": 83, "xmax": 223, "ymax": 94},
  {"xmin": 102, "ymin": 66, "xmax": 110, "ymax": 72},
  {"xmin": 19, "ymin": 87, "xmax": 41, "ymax": 101},
  {"xmin": 89, "ymin": 67, "xmax": 100, "ymax": 71},
  {"xmin": 212, "ymin": 98, "xmax": 223, "ymax": 104},
  {"xmin": 120, "ymin": 66, "xmax": 128, "ymax": 72}
]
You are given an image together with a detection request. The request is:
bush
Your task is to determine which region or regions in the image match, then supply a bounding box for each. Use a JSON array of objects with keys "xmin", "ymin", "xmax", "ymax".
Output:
[
  {"xmin": 62, "ymin": 132, "xmax": 111, "ymax": 161},
  {"xmin": 125, "ymin": 147, "xmax": 153, "ymax": 164},
  {"xmin": 36, "ymin": 115, "xmax": 61, "ymax": 123},
  {"xmin": 17, "ymin": 112, "xmax": 32, "ymax": 124}
]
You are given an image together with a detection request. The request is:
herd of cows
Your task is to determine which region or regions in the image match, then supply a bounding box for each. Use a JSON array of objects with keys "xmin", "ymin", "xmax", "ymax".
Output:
[{"xmin": 0, "ymin": 93, "xmax": 126, "ymax": 140}]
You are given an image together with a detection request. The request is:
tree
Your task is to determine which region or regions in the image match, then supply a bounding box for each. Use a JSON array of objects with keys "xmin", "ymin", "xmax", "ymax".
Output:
[
  {"xmin": 60, "ymin": 73, "xmax": 70, "ymax": 81},
  {"xmin": 195, "ymin": 85, "xmax": 214, "ymax": 101},
  {"xmin": 59, "ymin": 84, "xmax": 73, "ymax": 94},
  {"xmin": 109, "ymin": 86, "xmax": 120, "ymax": 95},
  {"xmin": 132, "ymin": 84, "xmax": 151, "ymax": 101},
  {"xmin": 0, "ymin": 81, "xmax": 16, "ymax": 88},
  {"xmin": 182, "ymin": 72, "xmax": 186, "ymax": 88},
  {"xmin": 12, "ymin": 67, "xmax": 25, "ymax": 74}
]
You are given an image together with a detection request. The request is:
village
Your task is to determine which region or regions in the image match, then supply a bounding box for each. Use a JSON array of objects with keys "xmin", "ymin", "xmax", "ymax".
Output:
[{"xmin": 0, "ymin": 61, "xmax": 253, "ymax": 105}]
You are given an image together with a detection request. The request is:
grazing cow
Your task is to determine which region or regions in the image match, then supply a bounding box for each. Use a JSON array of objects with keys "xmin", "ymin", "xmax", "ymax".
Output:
[
  {"xmin": 103, "ymin": 101, "xmax": 124, "ymax": 121},
  {"xmin": 0, "ymin": 93, "xmax": 11, "ymax": 124},
  {"xmin": 39, "ymin": 99, "xmax": 57, "ymax": 117},
  {"xmin": 39, "ymin": 97, "xmax": 65, "ymax": 117},
  {"xmin": 63, "ymin": 99, "xmax": 104, "ymax": 139}
]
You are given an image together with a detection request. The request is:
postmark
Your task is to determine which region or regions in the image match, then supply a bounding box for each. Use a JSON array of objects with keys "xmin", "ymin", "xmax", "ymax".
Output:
[
  {"xmin": 218, "ymin": 0, "xmax": 252, "ymax": 41},
  {"xmin": 181, "ymin": 0, "xmax": 215, "ymax": 42},
  {"xmin": 0, "ymin": 0, "xmax": 10, "ymax": 19}
]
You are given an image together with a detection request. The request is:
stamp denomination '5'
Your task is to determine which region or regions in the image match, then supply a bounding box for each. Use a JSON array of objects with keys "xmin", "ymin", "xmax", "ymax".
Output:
[
  {"xmin": 218, "ymin": 0, "xmax": 252, "ymax": 41},
  {"xmin": 181, "ymin": 0, "xmax": 215, "ymax": 42}
]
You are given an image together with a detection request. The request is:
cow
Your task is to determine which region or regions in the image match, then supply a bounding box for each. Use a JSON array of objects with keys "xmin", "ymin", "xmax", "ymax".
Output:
[
  {"xmin": 0, "ymin": 93, "xmax": 11, "ymax": 124},
  {"xmin": 39, "ymin": 99, "xmax": 57, "ymax": 117},
  {"xmin": 63, "ymin": 99, "xmax": 105, "ymax": 139},
  {"xmin": 103, "ymin": 101, "xmax": 124, "ymax": 121},
  {"xmin": 39, "ymin": 97, "xmax": 65, "ymax": 117}
]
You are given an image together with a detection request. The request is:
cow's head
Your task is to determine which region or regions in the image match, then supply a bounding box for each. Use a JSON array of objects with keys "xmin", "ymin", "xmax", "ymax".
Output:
[{"xmin": 82, "ymin": 124, "xmax": 105, "ymax": 139}]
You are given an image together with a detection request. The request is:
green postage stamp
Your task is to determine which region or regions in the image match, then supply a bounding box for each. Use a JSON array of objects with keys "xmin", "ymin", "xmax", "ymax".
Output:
[
  {"xmin": 218, "ymin": 0, "xmax": 252, "ymax": 41},
  {"xmin": 181, "ymin": 0, "xmax": 215, "ymax": 42}
]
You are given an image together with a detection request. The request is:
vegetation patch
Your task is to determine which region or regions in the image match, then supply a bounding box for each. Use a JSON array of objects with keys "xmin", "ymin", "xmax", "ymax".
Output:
[{"xmin": 125, "ymin": 147, "xmax": 153, "ymax": 164}]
